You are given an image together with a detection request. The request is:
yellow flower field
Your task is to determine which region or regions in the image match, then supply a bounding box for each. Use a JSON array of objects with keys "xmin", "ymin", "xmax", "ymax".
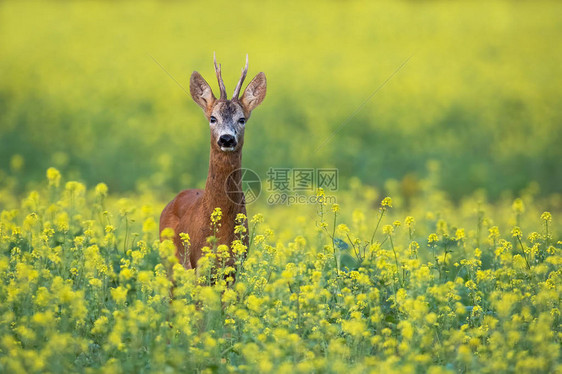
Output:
[
  {"xmin": 1, "ymin": 0, "xmax": 561, "ymax": 372},
  {"xmin": 0, "ymin": 169, "xmax": 560, "ymax": 373}
]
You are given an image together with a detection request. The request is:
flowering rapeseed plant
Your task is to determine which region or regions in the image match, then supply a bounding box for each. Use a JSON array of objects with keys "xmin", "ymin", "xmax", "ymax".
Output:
[{"xmin": 0, "ymin": 169, "xmax": 560, "ymax": 372}]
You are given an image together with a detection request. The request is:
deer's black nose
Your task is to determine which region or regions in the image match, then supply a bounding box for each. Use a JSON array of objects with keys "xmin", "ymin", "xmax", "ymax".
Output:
[{"xmin": 218, "ymin": 134, "xmax": 236, "ymax": 148}]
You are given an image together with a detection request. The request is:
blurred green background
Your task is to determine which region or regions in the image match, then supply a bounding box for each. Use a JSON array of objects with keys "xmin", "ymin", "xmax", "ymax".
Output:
[{"xmin": 1, "ymin": 0, "xmax": 561, "ymax": 200}]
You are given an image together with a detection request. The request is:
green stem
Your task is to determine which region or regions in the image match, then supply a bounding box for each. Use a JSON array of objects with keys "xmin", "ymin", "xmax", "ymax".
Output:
[
  {"xmin": 346, "ymin": 233, "xmax": 361, "ymax": 262},
  {"xmin": 516, "ymin": 236, "xmax": 531, "ymax": 269},
  {"xmin": 370, "ymin": 209, "xmax": 385, "ymax": 244},
  {"xmin": 247, "ymin": 221, "xmax": 258, "ymax": 255},
  {"xmin": 123, "ymin": 215, "xmax": 129, "ymax": 253},
  {"xmin": 389, "ymin": 235, "xmax": 402, "ymax": 288},
  {"xmin": 332, "ymin": 211, "xmax": 339, "ymax": 272}
]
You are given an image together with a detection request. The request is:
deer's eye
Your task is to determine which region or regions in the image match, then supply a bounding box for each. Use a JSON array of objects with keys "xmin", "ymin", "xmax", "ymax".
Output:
[
  {"xmin": 210, "ymin": 116, "xmax": 217, "ymax": 124},
  {"xmin": 238, "ymin": 118, "xmax": 246, "ymax": 125}
]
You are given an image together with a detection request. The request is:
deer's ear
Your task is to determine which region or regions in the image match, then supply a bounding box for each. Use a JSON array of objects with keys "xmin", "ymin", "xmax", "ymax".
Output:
[
  {"xmin": 190, "ymin": 72, "xmax": 216, "ymax": 113},
  {"xmin": 241, "ymin": 72, "xmax": 267, "ymax": 113}
]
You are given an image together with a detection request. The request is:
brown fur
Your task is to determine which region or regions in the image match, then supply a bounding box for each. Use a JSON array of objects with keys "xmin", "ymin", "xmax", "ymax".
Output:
[{"xmin": 159, "ymin": 56, "xmax": 266, "ymax": 271}]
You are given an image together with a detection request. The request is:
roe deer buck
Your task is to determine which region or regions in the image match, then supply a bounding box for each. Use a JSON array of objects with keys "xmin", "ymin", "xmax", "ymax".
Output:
[{"xmin": 159, "ymin": 54, "xmax": 266, "ymax": 272}]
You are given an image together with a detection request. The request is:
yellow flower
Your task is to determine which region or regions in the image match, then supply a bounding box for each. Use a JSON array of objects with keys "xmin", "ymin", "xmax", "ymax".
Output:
[
  {"xmin": 352, "ymin": 209, "xmax": 365, "ymax": 226},
  {"xmin": 425, "ymin": 312, "xmax": 438, "ymax": 325},
  {"xmin": 65, "ymin": 181, "xmax": 85, "ymax": 195},
  {"xmin": 250, "ymin": 213, "xmax": 264, "ymax": 224},
  {"xmin": 232, "ymin": 280, "xmax": 247, "ymax": 297},
  {"xmin": 235, "ymin": 213, "xmax": 247, "ymax": 223},
  {"xmin": 139, "ymin": 218, "xmax": 156, "ymax": 235},
  {"xmin": 232, "ymin": 240, "xmax": 247, "ymax": 256},
  {"xmin": 95, "ymin": 183, "xmax": 108, "ymax": 197},
  {"xmin": 34, "ymin": 287, "xmax": 51, "ymax": 307},
  {"xmin": 428, "ymin": 233, "xmax": 439, "ymax": 244},
  {"xmin": 336, "ymin": 224, "xmax": 350, "ymax": 236},
  {"xmin": 55, "ymin": 213, "xmax": 69, "ymax": 232},
  {"xmin": 259, "ymin": 359, "xmax": 273, "ymax": 372},
  {"xmin": 234, "ymin": 222, "xmax": 247, "ymax": 235},
  {"xmin": 23, "ymin": 213, "xmax": 38, "ymax": 233},
  {"xmin": 488, "ymin": 226, "xmax": 500, "ymax": 243},
  {"xmin": 512, "ymin": 198, "xmax": 525, "ymax": 213},
  {"xmin": 382, "ymin": 225, "xmax": 394, "ymax": 235},
  {"xmin": 437, "ymin": 219, "xmax": 448, "ymax": 235},
  {"xmin": 405, "ymin": 216, "xmax": 415, "ymax": 227},
  {"xmin": 111, "ymin": 286, "xmax": 128, "ymax": 305},
  {"xmin": 458, "ymin": 344, "xmax": 472, "ymax": 364},
  {"xmin": 511, "ymin": 226, "xmax": 522, "ymax": 239},
  {"xmin": 540, "ymin": 211, "xmax": 552, "ymax": 222},
  {"xmin": 381, "ymin": 197, "xmax": 392, "ymax": 208},
  {"xmin": 341, "ymin": 318, "xmax": 366, "ymax": 339},
  {"xmin": 210, "ymin": 207, "xmax": 222, "ymax": 224},
  {"xmin": 161, "ymin": 227, "xmax": 175, "ymax": 239},
  {"xmin": 474, "ymin": 248, "xmax": 482, "ymax": 258},
  {"xmin": 91, "ymin": 316, "xmax": 109, "ymax": 334},
  {"xmin": 89, "ymin": 278, "xmax": 102, "ymax": 288},
  {"xmin": 46, "ymin": 167, "xmax": 61, "ymax": 187},
  {"xmin": 120, "ymin": 268, "xmax": 133, "ymax": 281},
  {"xmin": 222, "ymin": 289, "xmax": 237, "ymax": 304},
  {"xmin": 178, "ymin": 232, "xmax": 190, "ymax": 246},
  {"xmin": 32, "ymin": 311, "xmax": 54, "ymax": 327},
  {"xmin": 204, "ymin": 335, "xmax": 217, "ymax": 349},
  {"xmin": 246, "ymin": 295, "xmax": 264, "ymax": 313},
  {"xmin": 398, "ymin": 320, "xmax": 414, "ymax": 340}
]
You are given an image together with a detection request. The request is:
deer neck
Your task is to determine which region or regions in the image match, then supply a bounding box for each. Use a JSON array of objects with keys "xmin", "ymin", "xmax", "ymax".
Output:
[{"xmin": 202, "ymin": 146, "xmax": 244, "ymax": 210}]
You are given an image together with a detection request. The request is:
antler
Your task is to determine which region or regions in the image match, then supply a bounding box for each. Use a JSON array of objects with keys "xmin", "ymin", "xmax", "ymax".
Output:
[
  {"xmin": 213, "ymin": 52, "xmax": 227, "ymax": 100},
  {"xmin": 232, "ymin": 54, "xmax": 249, "ymax": 100}
]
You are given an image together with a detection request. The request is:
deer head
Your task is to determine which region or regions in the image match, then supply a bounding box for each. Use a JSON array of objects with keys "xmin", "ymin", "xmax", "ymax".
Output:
[{"xmin": 189, "ymin": 54, "xmax": 267, "ymax": 152}]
